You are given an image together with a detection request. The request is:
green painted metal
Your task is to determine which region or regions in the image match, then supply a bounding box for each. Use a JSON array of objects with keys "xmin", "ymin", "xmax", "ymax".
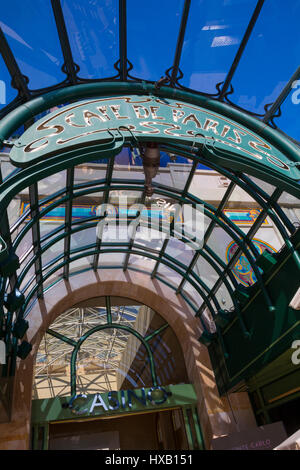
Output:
[
  {"xmin": 47, "ymin": 328, "xmax": 77, "ymax": 347},
  {"xmin": 19, "ymin": 242, "xmax": 217, "ymax": 319},
  {"xmin": 32, "ymin": 425, "xmax": 39, "ymax": 451},
  {"xmin": 46, "ymin": 301, "xmax": 173, "ymax": 398},
  {"xmin": 14, "ymin": 190, "xmax": 244, "ymax": 315},
  {"xmin": 2, "ymin": 149, "xmax": 296, "ymax": 318},
  {"xmin": 0, "ymin": 235, "xmax": 8, "ymax": 263},
  {"xmin": 93, "ymin": 155, "xmax": 114, "ymax": 271},
  {"xmin": 63, "ymin": 167, "xmax": 74, "ymax": 279},
  {"xmin": 105, "ymin": 296, "xmax": 112, "ymax": 324},
  {"xmin": 144, "ymin": 323, "xmax": 169, "ymax": 343},
  {"xmin": 209, "ymin": 229, "xmax": 300, "ymax": 393},
  {"xmin": 0, "ymin": 82, "xmax": 298, "ymax": 164},
  {"xmin": 182, "ymin": 407, "xmax": 194, "ymax": 450},
  {"xmin": 8, "ymin": 95, "xmax": 300, "ymax": 198},
  {"xmin": 31, "ymin": 383, "xmax": 198, "ymax": 424},
  {"xmin": 192, "ymin": 406, "xmax": 205, "ymax": 450},
  {"xmin": 7, "ymin": 176, "xmax": 279, "ymax": 318},
  {"xmin": 0, "ymin": 85, "xmax": 299, "ymax": 400},
  {"xmin": 42, "ymin": 423, "xmax": 49, "ymax": 451},
  {"xmin": 162, "ymin": 141, "xmax": 296, "ymax": 235},
  {"xmin": 70, "ymin": 322, "xmax": 158, "ymax": 396},
  {"xmin": 7, "ymin": 180, "xmax": 291, "ymax": 334}
]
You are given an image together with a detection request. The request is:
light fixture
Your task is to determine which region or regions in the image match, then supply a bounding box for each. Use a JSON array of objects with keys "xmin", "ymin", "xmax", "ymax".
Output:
[
  {"xmin": 4, "ymin": 288, "xmax": 24, "ymax": 312},
  {"xmin": 12, "ymin": 318, "xmax": 29, "ymax": 339},
  {"xmin": 142, "ymin": 142, "xmax": 160, "ymax": 197},
  {"xmin": 17, "ymin": 341, "xmax": 32, "ymax": 359},
  {"xmin": 0, "ymin": 249, "xmax": 20, "ymax": 277}
]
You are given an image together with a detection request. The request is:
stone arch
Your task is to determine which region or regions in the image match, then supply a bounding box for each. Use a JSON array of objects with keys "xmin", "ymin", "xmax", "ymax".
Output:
[{"xmin": 0, "ymin": 268, "xmax": 256, "ymax": 449}]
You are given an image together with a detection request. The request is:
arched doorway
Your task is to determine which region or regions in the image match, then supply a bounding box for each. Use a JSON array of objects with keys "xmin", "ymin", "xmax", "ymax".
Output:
[{"xmin": 30, "ymin": 297, "xmax": 203, "ymax": 450}]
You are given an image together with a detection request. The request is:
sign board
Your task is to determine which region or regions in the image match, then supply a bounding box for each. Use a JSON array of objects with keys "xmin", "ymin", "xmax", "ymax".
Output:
[
  {"xmin": 9, "ymin": 96, "xmax": 300, "ymax": 187},
  {"xmin": 274, "ymin": 428, "xmax": 300, "ymax": 450},
  {"xmin": 211, "ymin": 421, "xmax": 288, "ymax": 450},
  {"xmin": 31, "ymin": 383, "xmax": 198, "ymax": 424}
]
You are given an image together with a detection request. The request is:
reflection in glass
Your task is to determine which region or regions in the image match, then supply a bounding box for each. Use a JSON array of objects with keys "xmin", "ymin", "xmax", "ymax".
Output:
[
  {"xmin": 127, "ymin": 0, "xmax": 184, "ymax": 81},
  {"xmin": 179, "ymin": 0, "xmax": 257, "ymax": 94},
  {"xmin": 0, "ymin": 0, "xmax": 64, "ymax": 89},
  {"xmin": 62, "ymin": 0, "xmax": 119, "ymax": 79},
  {"xmin": 230, "ymin": 0, "xmax": 300, "ymax": 114}
]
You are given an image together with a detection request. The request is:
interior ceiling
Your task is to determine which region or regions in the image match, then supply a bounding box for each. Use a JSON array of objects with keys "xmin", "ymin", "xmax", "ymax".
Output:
[{"xmin": 33, "ymin": 304, "xmax": 143, "ymax": 398}]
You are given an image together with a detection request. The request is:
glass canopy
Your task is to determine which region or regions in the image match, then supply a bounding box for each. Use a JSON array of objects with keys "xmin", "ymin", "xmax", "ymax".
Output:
[
  {"xmin": 0, "ymin": 1, "xmax": 299, "ymax": 393},
  {"xmin": 0, "ymin": 0, "xmax": 299, "ymax": 142}
]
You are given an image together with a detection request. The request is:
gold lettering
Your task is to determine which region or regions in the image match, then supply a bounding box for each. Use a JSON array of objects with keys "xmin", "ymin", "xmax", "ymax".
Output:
[
  {"xmin": 203, "ymin": 119, "xmax": 219, "ymax": 134},
  {"xmin": 172, "ymin": 110, "xmax": 185, "ymax": 122},
  {"xmin": 248, "ymin": 140, "xmax": 271, "ymax": 153},
  {"xmin": 109, "ymin": 105, "xmax": 128, "ymax": 120},
  {"xmin": 138, "ymin": 121, "xmax": 160, "ymax": 134},
  {"xmin": 150, "ymin": 106, "xmax": 164, "ymax": 120},
  {"xmin": 83, "ymin": 110, "xmax": 106, "ymax": 126},
  {"xmin": 132, "ymin": 105, "xmax": 150, "ymax": 119},
  {"xmin": 97, "ymin": 106, "xmax": 111, "ymax": 121},
  {"xmin": 227, "ymin": 129, "xmax": 246, "ymax": 144},
  {"xmin": 65, "ymin": 112, "xmax": 86, "ymax": 128},
  {"xmin": 182, "ymin": 113, "xmax": 202, "ymax": 128},
  {"xmin": 220, "ymin": 125, "xmax": 231, "ymax": 138},
  {"xmin": 24, "ymin": 138, "xmax": 49, "ymax": 153},
  {"xmin": 37, "ymin": 121, "xmax": 64, "ymax": 135}
]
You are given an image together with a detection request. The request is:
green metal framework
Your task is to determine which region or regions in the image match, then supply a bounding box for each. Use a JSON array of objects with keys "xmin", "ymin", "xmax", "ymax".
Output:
[
  {"xmin": 0, "ymin": 82, "xmax": 299, "ymax": 399},
  {"xmin": 34, "ymin": 299, "xmax": 168, "ymax": 397},
  {"xmin": 0, "ymin": 0, "xmax": 299, "ymax": 147}
]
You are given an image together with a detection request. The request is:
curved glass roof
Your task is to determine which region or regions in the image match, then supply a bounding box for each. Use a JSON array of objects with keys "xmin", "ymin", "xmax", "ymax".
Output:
[
  {"xmin": 0, "ymin": 2, "xmax": 299, "ymax": 388},
  {"xmin": 0, "ymin": 0, "xmax": 299, "ymax": 143}
]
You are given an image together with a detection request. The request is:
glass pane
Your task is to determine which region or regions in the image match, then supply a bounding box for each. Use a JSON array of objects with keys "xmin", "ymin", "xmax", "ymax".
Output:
[
  {"xmin": 98, "ymin": 252, "xmax": 126, "ymax": 266},
  {"xmin": 62, "ymin": 0, "xmax": 119, "ymax": 79},
  {"xmin": 71, "ymin": 226, "xmax": 96, "ymax": 251},
  {"xmin": 74, "ymin": 162, "xmax": 107, "ymax": 186},
  {"xmin": 0, "ymin": 153, "xmax": 19, "ymax": 182},
  {"xmin": 0, "ymin": 0, "xmax": 65, "ymax": 89},
  {"xmin": 42, "ymin": 239, "xmax": 65, "ymax": 268},
  {"xmin": 194, "ymin": 256, "xmax": 218, "ymax": 289},
  {"xmin": 189, "ymin": 169, "xmax": 231, "ymax": 202},
  {"xmin": 38, "ymin": 171, "xmax": 66, "ymax": 197},
  {"xmin": 179, "ymin": 0, "xmax": 257, "ymax": 94},
  {"xmin": 215, "ymin": 284, "xmax": 234, "ymax": 312},
  {"xmin": 127, "ymin": 0, "xmax": 185, "ymax": 81},
  {"xmin": 0, "ymin": 54, "xmax": 17, "ymax": 112},
  {"xmin": 275, "ymin": 91, "xmax": 300, "ymax": 143},
  {"xmin": 126, "ymin": 252, "xmax": 155, "ymax": 272},
  {"xmin": 181, "ymin": 283, "xmax": 202, "ymax": 310},
  {"xmin": 165, "ymin": 237, "xmax": 194, "ymax": 267},
  {"xmin": 230, "ymin": 0, "xmax": 300, "ymax": 114},
  {"xmin": 134, "ymin": 225, "xmax": 166, "ymax": 253},
  {"xmin": 206, "ymin": 226, "xmax": 235, "ymax": 265},
  {"xmin": 33, "ymin": 330, "xmax": 73, "ymax": 399},
  {"xmin": 15, "ymin": 225, "xmax": 33, "ymax": 260}
]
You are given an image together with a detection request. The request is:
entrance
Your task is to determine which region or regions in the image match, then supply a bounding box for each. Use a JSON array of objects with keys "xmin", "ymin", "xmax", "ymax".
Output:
[
  {"xmin": 31, "ymin": 384, "xmax": 204, "ymax": 450},
  {"xmin": 47, "ymin": 409, "xmax": 189, "ymax": 450}
]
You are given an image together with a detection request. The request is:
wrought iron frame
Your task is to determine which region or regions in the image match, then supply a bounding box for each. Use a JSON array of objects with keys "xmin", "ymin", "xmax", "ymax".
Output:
[
  {"xmin": 0, "ymin": 1, "xmax": 299, "ymax": 399},
  {"xmin": 0, "ymin": 0, "xmax": 299, "ymax": 143}
]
